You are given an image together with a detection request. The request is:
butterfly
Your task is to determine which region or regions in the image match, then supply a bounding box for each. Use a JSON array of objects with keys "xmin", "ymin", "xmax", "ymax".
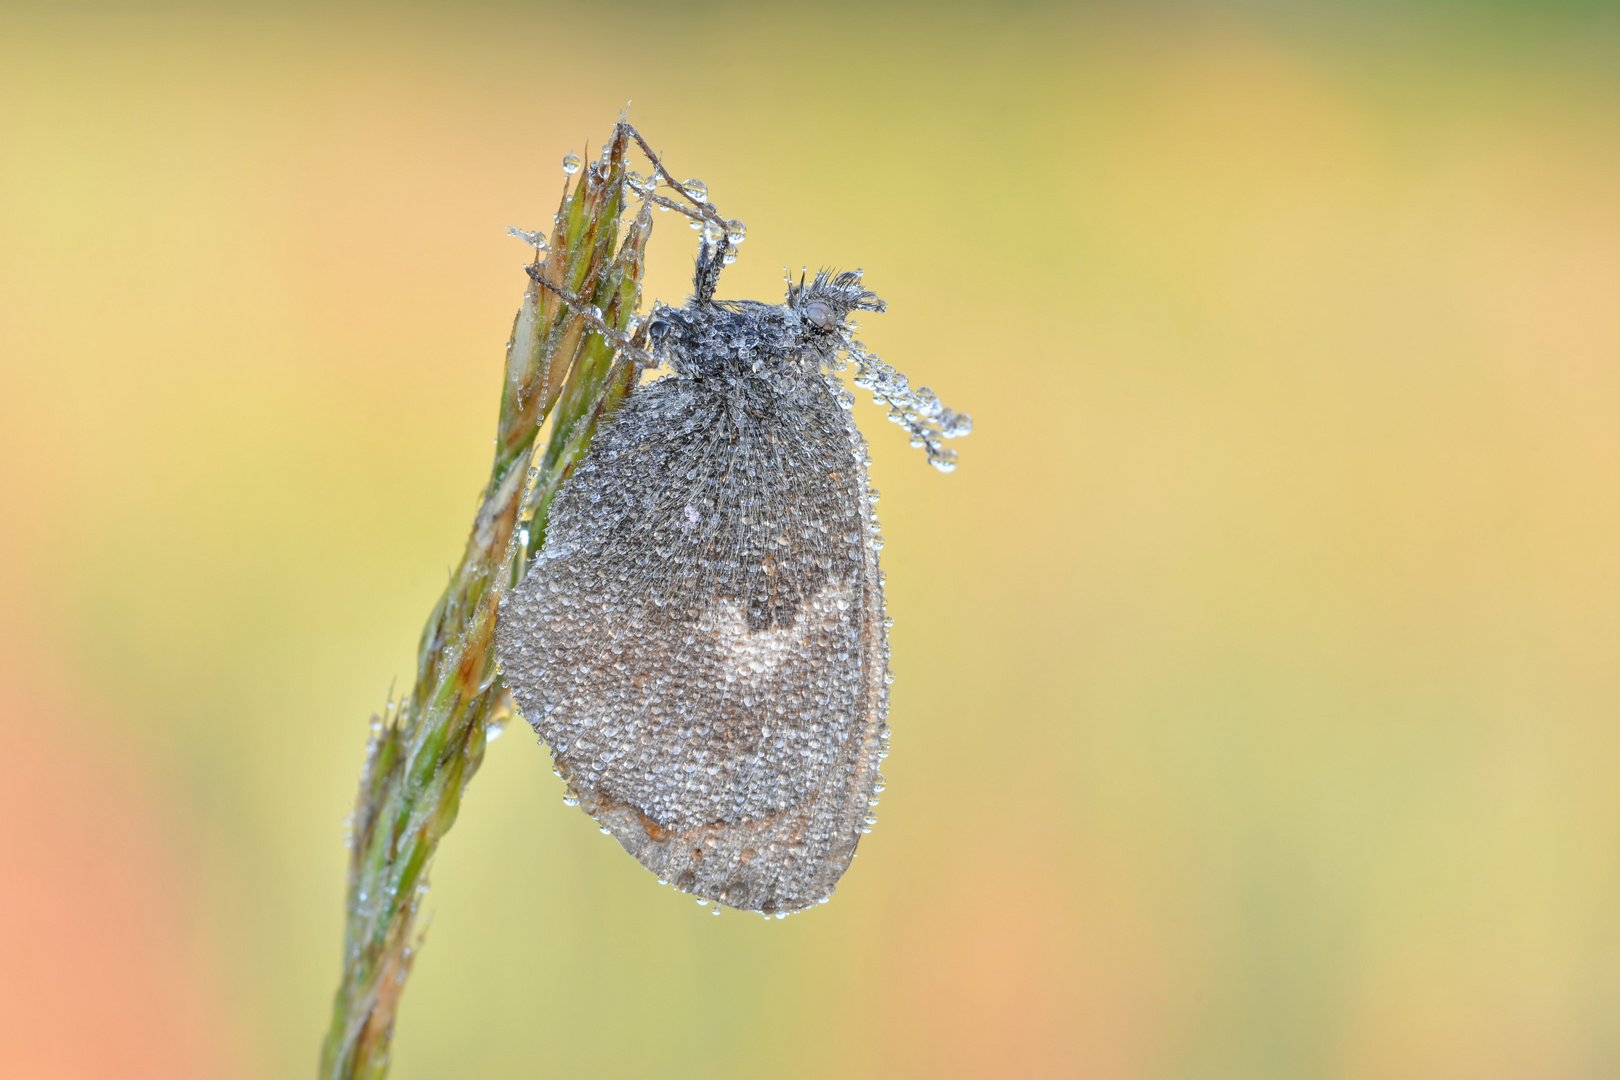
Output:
[{"xmin": 496, "ymin": 137, "xmax": 968, "ymax": 916}]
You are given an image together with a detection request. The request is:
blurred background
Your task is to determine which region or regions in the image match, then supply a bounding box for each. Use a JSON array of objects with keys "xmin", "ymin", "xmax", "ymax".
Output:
[{"xmin": 2, "ymin": 2, "xmax": 1618, "ymax": 1077}]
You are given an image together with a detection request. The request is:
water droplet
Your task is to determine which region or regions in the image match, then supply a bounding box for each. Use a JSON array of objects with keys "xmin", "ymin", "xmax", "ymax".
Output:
[
  {"xmin": 725, "ymin": 219, "xmax": 747, "ymax": 243},
  {"xmin": 506, "ymin": 226, "xmax": 546, "ymax": 247},
  {"xmin": 700, "ymin": 221, "xmax": 722, "ymax": 246},
  {"xmin": 561, "ymin": 153, "xmax": 581, "ymax": 175},
  {"xmin": 681, "ymin": 178, "xmax": 708, "ymax": 201}
]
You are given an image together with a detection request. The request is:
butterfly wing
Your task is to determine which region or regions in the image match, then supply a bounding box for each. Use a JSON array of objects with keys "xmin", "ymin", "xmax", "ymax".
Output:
[{"xmin": 496, "ymin": 373, "xmax": 889, "ymax": 914}]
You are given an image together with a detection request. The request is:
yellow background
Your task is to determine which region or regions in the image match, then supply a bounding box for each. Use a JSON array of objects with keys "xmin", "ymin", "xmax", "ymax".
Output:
[{"xmin": 2, "ymin": 4, "xmax": 1618, "ymax": 1078}]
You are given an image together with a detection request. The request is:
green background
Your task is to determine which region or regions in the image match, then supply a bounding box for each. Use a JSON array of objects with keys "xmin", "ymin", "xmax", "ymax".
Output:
[{"xmin": 2, "ymin": 3, "xmax": 1618, "ymax": 1078}]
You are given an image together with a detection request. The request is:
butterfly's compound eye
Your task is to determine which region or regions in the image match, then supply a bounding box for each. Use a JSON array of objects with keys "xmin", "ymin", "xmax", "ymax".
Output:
[
  {"xmin": 803, "ymin": 300, "xmax": 837, "ymax": 331},
  {"xmin": 647, "ymin": 316, "xmax": 672, "ymax": 347}
]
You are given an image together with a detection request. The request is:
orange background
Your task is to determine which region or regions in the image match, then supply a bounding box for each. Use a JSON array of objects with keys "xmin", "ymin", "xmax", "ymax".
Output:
[{"xmin": 2, "ymin": 4, "xmax": 1618, "ymax": 1078}]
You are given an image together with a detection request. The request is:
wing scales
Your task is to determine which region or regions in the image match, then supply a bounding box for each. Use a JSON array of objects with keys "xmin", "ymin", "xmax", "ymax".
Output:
[{"xmin": 496, "ymin": 375, "xmax": 888, "ymax": 913}]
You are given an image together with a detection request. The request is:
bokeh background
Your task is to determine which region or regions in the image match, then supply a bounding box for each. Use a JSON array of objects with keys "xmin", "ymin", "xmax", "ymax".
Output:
[{"xmin": 3, "ymin": 2, "xmax": 1619, "ymax": 1077}]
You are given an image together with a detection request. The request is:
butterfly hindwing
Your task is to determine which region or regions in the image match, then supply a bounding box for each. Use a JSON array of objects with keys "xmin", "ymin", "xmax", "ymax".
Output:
[{"xmin": 496, "ymin": 370, "xmax": 889, "ymax": 914}]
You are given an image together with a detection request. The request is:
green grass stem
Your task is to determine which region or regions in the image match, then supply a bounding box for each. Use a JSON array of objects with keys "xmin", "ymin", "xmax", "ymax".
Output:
[{"xmin": 319, "ymin": 122, "xmax": 651, "ymax": 1080}]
